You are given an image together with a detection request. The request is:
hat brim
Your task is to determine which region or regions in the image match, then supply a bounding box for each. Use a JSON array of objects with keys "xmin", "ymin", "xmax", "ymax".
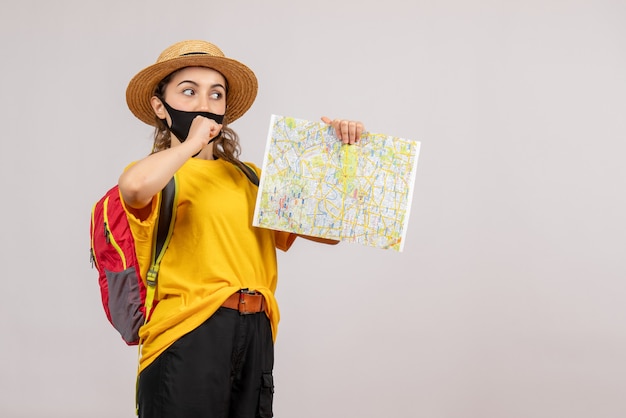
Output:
[{"xmin": 126, "ymin": 55, "xmax": 258, "ymax": 126}]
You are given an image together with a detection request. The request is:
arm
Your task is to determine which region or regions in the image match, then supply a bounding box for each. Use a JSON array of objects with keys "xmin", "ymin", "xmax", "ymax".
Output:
[
  {"xmin": 119, "ymin": 116, "xmax": 221, "ymax": 209},
  {"xmin": 118, "ymin": 142, "xmax": 196, "ymax": 209}
]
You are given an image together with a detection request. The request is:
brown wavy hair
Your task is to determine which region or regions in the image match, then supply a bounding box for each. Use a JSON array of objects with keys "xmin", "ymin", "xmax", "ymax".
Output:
[{"xmin": 150, "ymin": 70, "xmax": 249, "ymax": 173}]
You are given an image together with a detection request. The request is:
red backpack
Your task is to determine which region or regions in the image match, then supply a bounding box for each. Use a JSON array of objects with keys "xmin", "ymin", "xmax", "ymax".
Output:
[
  {"xmin": 90, "ymin": 162, "xmax": 258, "ymax": 345},
  {"xmin": 90, "ymin": 177, "xmax": 177, "ymax": 345}
]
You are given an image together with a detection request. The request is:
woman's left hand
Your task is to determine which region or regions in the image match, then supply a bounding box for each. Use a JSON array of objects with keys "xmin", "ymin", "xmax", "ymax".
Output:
[{"xmin": 321, "ymin": 116, "xmax": 365, "ymax": 145}]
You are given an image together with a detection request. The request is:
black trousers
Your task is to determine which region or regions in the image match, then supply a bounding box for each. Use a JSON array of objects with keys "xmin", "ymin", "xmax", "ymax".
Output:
[{"xmin": 137, "ymin": 307, "xmax": 275, "ymax": 418}]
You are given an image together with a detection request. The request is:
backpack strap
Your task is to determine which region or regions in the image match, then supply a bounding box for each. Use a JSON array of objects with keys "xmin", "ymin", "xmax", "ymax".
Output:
[
  {"xmin": 154, "ymin": 176, "xmax": 178, "ymax": 260},
  {"xmin": 144, "ymin": 175, "xmax": 178, "ymax": 326},
  {"xmin": 240, "ymin": 162, "xmax": 259, "ymax": 186}
]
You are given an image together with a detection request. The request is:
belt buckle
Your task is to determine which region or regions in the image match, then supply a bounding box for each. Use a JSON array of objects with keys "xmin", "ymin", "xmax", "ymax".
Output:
[{"xmin": 238, "ymin": 288, "xmax": 257, "ymax": 315}]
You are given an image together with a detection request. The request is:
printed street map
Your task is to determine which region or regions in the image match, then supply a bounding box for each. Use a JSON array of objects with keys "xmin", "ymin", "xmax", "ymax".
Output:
[{"xmin": 253, "ymin": 115, "xmax": 420, "ymax": 252}]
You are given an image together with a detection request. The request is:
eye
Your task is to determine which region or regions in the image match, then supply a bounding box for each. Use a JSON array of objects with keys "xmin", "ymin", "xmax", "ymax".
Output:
[
  {"xmin": 182, "ymin": 88, "xmax": 195, "ymax": 96},
  {"xmin": 210, "ymin": 92, "xmax": 223, "ymax": 100}
]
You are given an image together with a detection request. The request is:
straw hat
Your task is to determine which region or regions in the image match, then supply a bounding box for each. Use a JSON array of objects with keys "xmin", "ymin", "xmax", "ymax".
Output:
[{"xmin": 126, "ymin": 40, "xmax": 258, "ymax": 126}]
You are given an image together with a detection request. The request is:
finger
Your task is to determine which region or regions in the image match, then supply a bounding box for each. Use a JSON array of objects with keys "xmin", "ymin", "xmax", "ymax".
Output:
[
  {"xmin": 355, "ymin": 122, "xmax": 364, "ymax": 140},
  {"xmin": 321, "ymin": 116, "xmax": 344, "ymax": 141},
  {"xmin": 348, "ymin": 121, "xmax": 358, "ymax": 144},
  {"xmin": 340, "ymin": 120, "xmax": 350, "ymax": 144},
  {"xmin": 332, "ymin": 120, "xmax": 344, "ymax": 142}
]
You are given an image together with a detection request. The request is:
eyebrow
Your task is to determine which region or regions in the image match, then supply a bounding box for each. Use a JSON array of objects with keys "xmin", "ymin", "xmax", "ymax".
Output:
[{"xmin": 177, "ymin": 80, "xmax": 226, "ymax": 90}]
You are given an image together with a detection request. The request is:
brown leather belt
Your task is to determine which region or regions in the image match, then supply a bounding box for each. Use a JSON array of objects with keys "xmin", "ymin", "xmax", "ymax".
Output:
[{"xmin": 221, "ymin": 290, "xmax": 265, "ymax": 314}]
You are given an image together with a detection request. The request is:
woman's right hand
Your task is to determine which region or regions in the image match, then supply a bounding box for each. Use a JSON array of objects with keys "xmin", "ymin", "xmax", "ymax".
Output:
[{"xmin": 185, "ymin": 115, "xmax": 223, "ymax": 155}]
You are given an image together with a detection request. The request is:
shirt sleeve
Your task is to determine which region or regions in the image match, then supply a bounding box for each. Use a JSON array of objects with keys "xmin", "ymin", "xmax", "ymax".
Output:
[{"xmin": 274, "ymin": 230, "xmax": 298, "ymax": 252}]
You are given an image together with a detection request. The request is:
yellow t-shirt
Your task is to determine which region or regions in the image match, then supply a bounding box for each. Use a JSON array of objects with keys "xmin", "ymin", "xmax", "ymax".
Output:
[{"xmin": 124, "ymin": 158, "xmax": 296, "ymax": 372}]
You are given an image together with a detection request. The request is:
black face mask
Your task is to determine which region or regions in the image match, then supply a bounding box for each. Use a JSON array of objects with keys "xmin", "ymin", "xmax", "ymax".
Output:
[{"xmin": 160, "ymin": 100, "xmax": 225, "ymax": 142}]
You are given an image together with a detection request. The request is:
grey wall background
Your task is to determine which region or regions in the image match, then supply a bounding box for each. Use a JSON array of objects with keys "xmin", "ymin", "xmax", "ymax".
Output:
[{"xmin": 1, "ymin": 0, "xmax": 625, "ymax": 417}]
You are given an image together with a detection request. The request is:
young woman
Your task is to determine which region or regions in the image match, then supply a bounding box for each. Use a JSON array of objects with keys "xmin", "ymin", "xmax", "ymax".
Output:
[{"xmin": 120, "ymin": 40, "xmax": 364, "ymax": 418}]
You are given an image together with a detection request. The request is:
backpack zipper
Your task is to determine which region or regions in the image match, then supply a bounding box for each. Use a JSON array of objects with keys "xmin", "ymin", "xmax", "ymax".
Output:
[
  {"xmin": 103, "ymin": 196, "xmax": 128, "ymax": 270},
  {"xmin": 90, "ymin": 202, "xmax": 99, "ymax": 270}
]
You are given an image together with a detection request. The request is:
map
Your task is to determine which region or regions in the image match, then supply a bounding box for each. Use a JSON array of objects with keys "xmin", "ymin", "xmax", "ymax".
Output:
[{"xmin": 252, "ymin": 115, "xmax": 420, "ymax": 252}]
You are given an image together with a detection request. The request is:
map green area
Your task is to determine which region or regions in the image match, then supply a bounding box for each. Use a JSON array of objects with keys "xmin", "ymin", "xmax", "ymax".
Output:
[{"xmin": 252, "ymin": 115, "xmax": 420, "ymax": 251}]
